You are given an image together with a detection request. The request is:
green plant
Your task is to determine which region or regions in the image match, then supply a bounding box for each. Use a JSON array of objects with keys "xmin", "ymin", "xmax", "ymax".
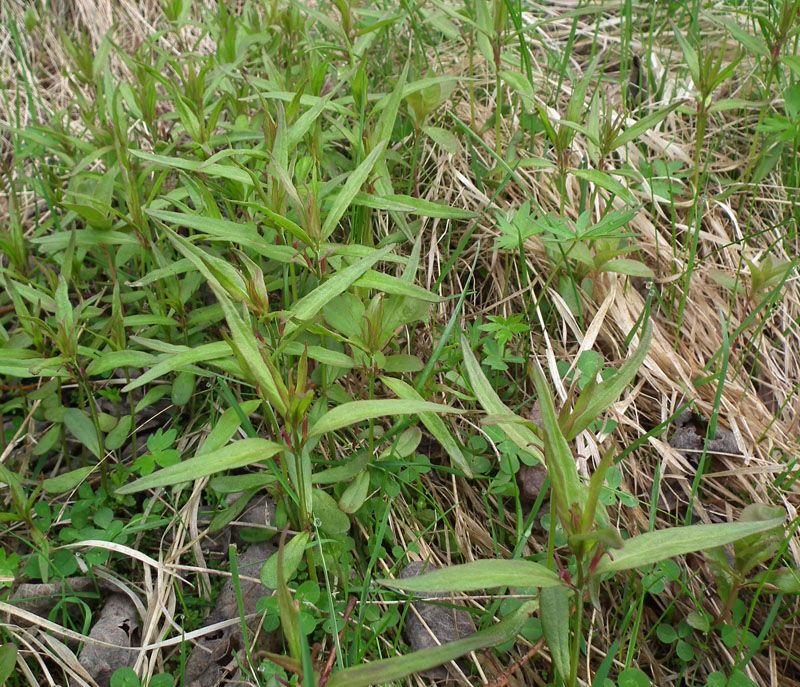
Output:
[
  {"xmin": 359, "ymin": 323, "xmax": 786, "ymax": 687},
  {"xmin": 494, "ymin": 201, "xmax": 654, "ymax": 316}
]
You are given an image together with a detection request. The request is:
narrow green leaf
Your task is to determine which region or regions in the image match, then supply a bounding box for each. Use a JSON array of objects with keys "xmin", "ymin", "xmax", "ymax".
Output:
[
  {"xmin": 672, "ymin": 22, "xmax": 701, "ymax": 87},
  {"xmin": 198, "ymin": 400, "xmax": 261, "ymax": 456},
  {"xmin": 372, "ymin": 62, "xmax": 409, "ymax": 145},
  {"xmin": 325, "ymin": 601, "xmax": 538, "ymax": 687},
  {"xmin": 609, "ymin": 102, "xmax": 682, "ymax": 150},
  {"xmin": 307, "ymin": 399, "xmax": 462, "ymax": 439},
  {"xmin": 540, "ymin": 586, "xmax": 572, "ymax": 682},
  {"xmin": 283, "ymin": 342, "xmax": 355, "ymax": 369},
  {"xmin": 380, "ymin": 376, "xmax": 472, "ymax": 477},
  {"xmin": 63, "ymin": 408, "xmax": 101, "ymax": 459},
  {"xmin": 213, "ymin": 287, "xmax": 288, "ymax": 417},
  {"xmin": 42, "ymin": 466, "xmax": 94, "ymax": 494},
  {"xmin": 115, "ymin": 439, "xmax": 283, "ymax": 494},
  {"xmin": 320, "ymin": 140, "xmax": 387, "ymax": 241},
  {"xmin": 564, "ymin": 323, "xmax": 652, "ymax": 440},
  {"xmin": 352, "ymin": 271, "xmax": 443, "ymax": 301},
  {"xmin": 275, "ymin": 532, "xmax": 303, "ymax": 662},
  {"xmin": 460, "ymin": 335, "xmax": 544, "ymax": 461},
  {"xmin": 146, "ymin": 209, "xmax": 259, "ymax": 242},
  {"xmin": 285, "ymin": 245, "xmax": 393, "ymax": 335},
  {"xmin": 85, "ymin": 350, "xmax": 157, "ymax": 376},
  {"xmin": 121, "ymin": 342, "xmax": 230, "ymax": 392},
  {"xmin": 529, "ymin": 363, "xmax": 585, "ymax": 529},
  {"xmin": 379, "ymin": 559, "xmax": 562, "ymax": 593},
  {"xmin": 594, "ymin": 515, "xmax": 786, "ymax": 574},
  {"xmin": 130, "ymin": 150, "xmax": 253, "ymax": 184},
  {"xmin": 570, "ymin": 168, "xmax": 636, "ymax": 205},
  {"xmin": 373, "ymin": 193, "xmax": 475, "ymax": 220}
]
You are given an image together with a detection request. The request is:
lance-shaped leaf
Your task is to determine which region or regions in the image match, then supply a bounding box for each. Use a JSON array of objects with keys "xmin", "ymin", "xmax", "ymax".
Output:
[
  {"xmin": 324, "ymin": 600, "xmax": 537, "ymax": 687},
  {"xmin": 116, "ymin": 439, "xmax": 283, "ymax": 494},
  {"xmin": 320, "ymin": 140, "xmax": 388, "ymax": 241},
  {"xmin": 380, "ymin": 376, "xmax": 472, "ymax": 477},
  {"xmin": 306, "ymin": 399, "xmax": 463, "ymax": 439},
  {"xmin": 460, "ymin": 335, "xmax": 544, "ymax": 461},
  {"xmin": 529, "ymin": 362, "xmax": 585, "ymax": 530},
  {"xmin": 561, "ymin": 323, "xmax": 652, "ymax": 441},
  {"xmin": 283, "ymin": 245, "xmax": 393, "ymax": 336},
  {"xmin": 379, "ymin": 559, "xmax": 562, "ymax": 593},
  {"xmin": 540, "ymin": 586, "xmax": 572, "ymax": 682},
  {"xmin": 120, "ymin": 342, "xmax": 230, "ymax": 392},
  {"xmin": 594, "ymin": 512, "xmax": 786, "ymax": 575}
]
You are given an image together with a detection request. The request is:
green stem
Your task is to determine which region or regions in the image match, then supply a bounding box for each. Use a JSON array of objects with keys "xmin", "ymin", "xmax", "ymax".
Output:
[
  {"xmin": 407, "ymin": 126, "xmax": 421, "ymax": 195},
  {"xmin": 568, "ymin": 562, "xmax": 586, "ymax": 687},
  {"xmin": 495, "ymin": 54, "xmax": 503, "ymax": 157}
]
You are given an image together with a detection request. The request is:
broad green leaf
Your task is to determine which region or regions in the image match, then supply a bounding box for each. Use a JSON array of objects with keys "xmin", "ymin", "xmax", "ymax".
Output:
[
  {"xmin": 313, "ymin": 451, "xmax": 369, "ymax": 485},
  {"xmin": 0, "ymin": 643, "xmax": 17, "ymax": 685},
  {"xmin": 121, "ymin": 342, "xmax": 230, "ymax": 392},
  {"xmin": 529, "ymin": 363, "xmax": 585, "ymax": 529},
  {"xmin": 460, "ymin": 335, "xmax": 544, "ymax": 461},
  {"xmin": 115, "ymin": 439, "xmax": 283, "ymax": 494},
  {"xmin": 284, "ymin": 245, "xmax": 393, "ymax": 335},
  {"xmin": 540, "ymin": 586, "xmax": 572, "ymax": 682},
  {"xmin": 563, "ymin": 323, "xmax": 652, "ymax": 440},
  {"xmin": 307, "ymin": 399, "xmax": 462, "ymax": 439},
  {"xmin": 283, "ymin": 343, "xmax": 355, "ymax": 369},
  {"xmin": 733, "ymin": 504, "xmax": 785, "ymax": 575},
  {"xmin": 382, "ymin": 354, "xmax": 424, "ymax": 373},
  {"xmin": 324, "ymin": 600, "xmax": 537, "ymax": 687},
  {"xmin": 261, "ymin": 531, "xmax": 310, "ymax": 590},
  {"xmin": 0, "ymin": 358, "xmax": 72, "ymax": 379},
  {"xmin": 380, "ymin": 376, "xmax": 472, "ymax": 477},
  {"xmin": 339, "ymin": 471, "xmax": 371, "ymax": 514},
  {"xmin": 198, "ymin": 400, "xmax": 261, "ymax": 455},
  {"xmin": 594, "ymin": 514, "xmax": 786, "ymax": 574},
  {"xmin": 42, "ymin": 466, "xmax": 94, "ymax": 494},
  {"xmin": 105, "ymin": 415, "xmax": 132, "ymax": 451},
  {"xmin": 63, "ymin": 408, "xmax": 102, "ymax": 459},
  {"xmin": 500, "ymin": 69, "xmax": 534, "ymax": 99},
  {"xmin": 379, "ymin": 559, "xmax": 562, "ymax": 593},
  {"xmin": 311, "ymin": 488, "xmax": 351, "ymax": 535},
  {"xmin": 752, "ymin": 567, "xmax": 800, "ymax": 594},
  {"xmin": 599, "ymin": 259, "xmax": 655, "ymax": 278},
  {"xmin": 320, "ymin": 140, "xmax": 387, "ymax": 241},
  {"xmin": 421, "ymin": 125, "xmax": 459, "ymax": 154},
  {"xmin": 171, "ymin": 370, "xmax": 196, "ymax": 406}
]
